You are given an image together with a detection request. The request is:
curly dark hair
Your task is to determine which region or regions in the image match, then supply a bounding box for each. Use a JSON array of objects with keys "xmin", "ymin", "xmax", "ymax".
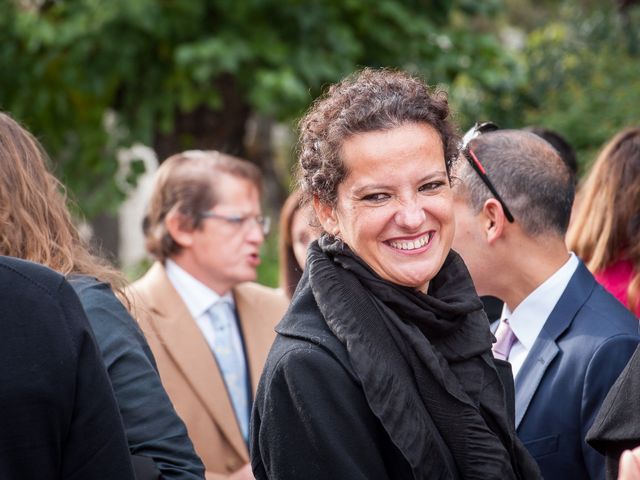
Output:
[{"xmin": 296, "ymin": 68, "xmax": 459, "ymax": 206}]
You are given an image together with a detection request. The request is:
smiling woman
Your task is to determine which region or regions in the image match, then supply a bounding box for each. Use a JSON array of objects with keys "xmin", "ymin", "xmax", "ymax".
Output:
[{"xmin": 250, "ymin": 69, "xmax": 540, "ymax": 479}]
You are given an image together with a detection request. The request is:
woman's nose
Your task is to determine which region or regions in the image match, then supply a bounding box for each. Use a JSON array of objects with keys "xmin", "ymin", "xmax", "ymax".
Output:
[{"xmin": 394, "ymin": 199, "xmax": 426, "ymax": 229}]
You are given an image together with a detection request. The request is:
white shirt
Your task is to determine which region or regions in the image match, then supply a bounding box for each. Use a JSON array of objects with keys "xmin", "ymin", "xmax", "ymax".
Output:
[
  {"xmin": 165, "ymin": 259, "xmax": 247, "ymax": 375},
  {"xmin": 501, "ymin": 252, "xmax": 579, "ymax": 378}
]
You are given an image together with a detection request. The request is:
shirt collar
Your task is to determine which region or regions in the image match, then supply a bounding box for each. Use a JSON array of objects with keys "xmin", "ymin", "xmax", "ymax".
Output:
[
  {"xmin": 501, "ymin": 252, "xmax": 579, "ymax": 351},
  {"xmin": 165, "ymin": 259, "xmax": 235, "ymax": 319}
]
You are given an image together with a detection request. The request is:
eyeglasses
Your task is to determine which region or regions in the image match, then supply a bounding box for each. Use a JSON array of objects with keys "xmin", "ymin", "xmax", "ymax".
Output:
[
  {"xmin": 200, "ymin": 211, "xmax": 271, "ymax": 236},
  {"xmin": 460, "ymin": 122, "xmax": 515, "ymax": 223}
]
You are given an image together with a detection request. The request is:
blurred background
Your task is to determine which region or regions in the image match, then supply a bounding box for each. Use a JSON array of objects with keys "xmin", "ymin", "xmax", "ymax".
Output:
[{"xmin": 1, "ymin": 0, "xmax": 638, "ymax": 286}]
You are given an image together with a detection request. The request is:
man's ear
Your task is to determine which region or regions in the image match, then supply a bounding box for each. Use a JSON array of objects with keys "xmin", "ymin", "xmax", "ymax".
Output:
[
  {"xmin": 482, "ymin": 198, "xmax": 508, "ymax": 245},
  {"xmin": 313, "ymin": 196, "xmax": 340, "ymax": 236},
  {"xmin": 164, "ymin": 208, "xmax": 195, "ymax": 248}
]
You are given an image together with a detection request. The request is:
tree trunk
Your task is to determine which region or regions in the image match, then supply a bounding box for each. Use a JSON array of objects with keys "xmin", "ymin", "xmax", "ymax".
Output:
[
  {"xmin": 153, "ymin": 73, "xmax": 251, "ymax": 161},
  {"xmin": 152, "ymin": 73, "xmax": 287, "ymax": 215}
]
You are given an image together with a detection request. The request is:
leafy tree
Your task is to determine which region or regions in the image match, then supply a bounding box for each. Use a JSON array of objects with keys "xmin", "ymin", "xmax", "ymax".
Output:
[
  {"xmin": 0, "ymin": 0, "xmax": 515, "ymax": 219},
  {"xmin": 454, "ymin": 0, "xmax": 640, "ymax": 172}
]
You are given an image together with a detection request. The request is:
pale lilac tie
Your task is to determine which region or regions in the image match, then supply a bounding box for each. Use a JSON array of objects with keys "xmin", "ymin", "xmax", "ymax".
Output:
[{"xmin": 492, "ymin": 318, "xmax": 518, "ymax": 361}]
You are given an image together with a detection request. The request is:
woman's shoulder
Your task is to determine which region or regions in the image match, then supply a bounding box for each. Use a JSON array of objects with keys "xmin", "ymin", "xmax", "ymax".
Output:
[
  {"xmin": 68, "ymin": 275, "xmax": 149, "ymax": 351},
  {"xmin": 68, "ymin": 275, "xmax": 118, "ymax": 307},
  {"xmin": 264, "ymin": 294, "xmax": 359, "ymax": 388}
]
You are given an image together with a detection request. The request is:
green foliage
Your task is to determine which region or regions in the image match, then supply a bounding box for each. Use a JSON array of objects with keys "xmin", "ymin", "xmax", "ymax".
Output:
[
  {"xmin": 0, "ymin": 0, "xmax": 514, "ymax": 217},
  {"xmin": 5, "ymin": 0, "xmax": 637, "ymax": 278},
  {"xmin": 520, "ymin": 6, "xmax": 640, "ymax": 171},
  {"xmin": 454, "ymin": 1, "xmax": 640, "ymax": 172},
  {"xmin": 257, "ymin": 228, "xmax": 280, "ymax": 288}
]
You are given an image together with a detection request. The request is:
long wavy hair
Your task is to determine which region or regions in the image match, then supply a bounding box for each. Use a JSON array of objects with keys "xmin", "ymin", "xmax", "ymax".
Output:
[
  {"xmin": 0, "ymin": 111, "xmax": 126, "ymax": 293},
  {"xmin": 567, "ymin": 127, "xmax": 640, "ymax": 313}
]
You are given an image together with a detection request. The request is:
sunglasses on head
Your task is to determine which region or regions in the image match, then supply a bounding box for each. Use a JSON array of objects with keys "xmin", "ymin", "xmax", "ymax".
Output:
[{"xmin": 460, "ymin": 122, "xmax": 515, "ymax": 223}]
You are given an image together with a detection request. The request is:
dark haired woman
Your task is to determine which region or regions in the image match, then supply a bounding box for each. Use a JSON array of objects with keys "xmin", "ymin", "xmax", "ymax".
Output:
[{"xmin": 250, "ymin": 69, "xmax": 540, "ymax": 479}]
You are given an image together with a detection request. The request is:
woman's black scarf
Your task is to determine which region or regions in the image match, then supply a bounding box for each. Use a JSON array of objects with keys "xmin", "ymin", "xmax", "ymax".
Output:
[{"xmin": 307, "ymin": 235, "xmax": 539, "ymax": 479}]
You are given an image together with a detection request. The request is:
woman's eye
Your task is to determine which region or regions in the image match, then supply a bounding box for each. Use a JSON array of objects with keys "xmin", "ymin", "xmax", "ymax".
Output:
[
  {"xmin": 361, "ymin": 193, "xmax": 389, "ymax": 202},
  {"xmin": 419, "ymin": 182, "xmax": 444, "ymax": 192}
]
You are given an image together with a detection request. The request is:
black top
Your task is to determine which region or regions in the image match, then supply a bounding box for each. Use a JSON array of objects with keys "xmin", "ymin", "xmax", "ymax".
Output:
[
  {"xmin": 251, "ymin": 239, "xmax": 539, "ymax": 479},
  {"xmin": 251, "ymin": 277, "xmax": 413, "ymax": 479},
  {"xmin": 587, "ymin": 344, "xmax": 640, "ymax": 479},
  {"xmin": 0, "ymin": 256, "xmax": 135, "ymax": 480}
]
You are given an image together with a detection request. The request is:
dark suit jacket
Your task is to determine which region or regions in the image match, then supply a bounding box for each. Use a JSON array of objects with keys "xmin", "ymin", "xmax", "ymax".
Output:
[
  {"xmin": 0, "ymin": 256, "xmax": 135, "ymax": 480},
  {"xmin": 515, "ymin": 262, "xmax": 640, "ymax": 479},
  {"xmin": 70, "ymin": 275, "xmax": 205, "ymax": 480}
]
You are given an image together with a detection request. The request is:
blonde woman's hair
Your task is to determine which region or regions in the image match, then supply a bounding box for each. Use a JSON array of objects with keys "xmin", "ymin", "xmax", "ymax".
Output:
[
  {"xmin": 0, "ymin": 111, "xmax": 126, "ymax": 293},
  {"xmin": 567, "ymin": 127, "xmax": 640, "ymax": 313}
]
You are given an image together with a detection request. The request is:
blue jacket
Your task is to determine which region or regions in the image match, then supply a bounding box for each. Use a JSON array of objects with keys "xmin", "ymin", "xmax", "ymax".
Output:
[{"xmin": 515, "ymin": 262, "xmax": 639, "ymax": 479}]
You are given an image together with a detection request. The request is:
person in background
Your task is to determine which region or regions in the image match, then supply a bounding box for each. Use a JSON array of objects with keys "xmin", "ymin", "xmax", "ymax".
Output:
[
  {"xmin": 0, "ymin": 256, "xmax": 135, "ymax": 480},
  {"xmin": 619, "ymin": 447, "xmax": 640, "ymax": 480},
  {"xmin": 278, "ymin": 189, "xmax": 320, "ymax": 298},
  {"xmin": 587, "ymin": 344, "xmax": 640, "ymax": 479},
  {"xmin": 251, "ymin": 68, "xmax": 539, "ymax": 479},
  {"xmin": 0, "ymin": 111, "xmax": 204, "ymax": 480},
  {"xmin": 480, "ymin": 124, "xmax": 579, "ymax": 323},
  {"xmin": 452, "ymin": 127, "xmax": 639, "ymax": 479},
  {"xmin": 130, "ymin": 150, "xmax": 289, "ymax": 480},
  {"xmin": 524, "ymin": 126, "xmax": 578, "ymax": 177},
  {"xmin": 566, "ymin": 127, "xmax": 640, "ymax": 317}
]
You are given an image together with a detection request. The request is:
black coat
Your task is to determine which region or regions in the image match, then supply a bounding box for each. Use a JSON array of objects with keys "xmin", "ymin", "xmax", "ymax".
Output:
[
  {"xmin": 251, "ymin": 280, "xmax": 412, "ymax": 479},
  {"xmin": 0, "ymin": 256, "xmax": 135, "ymax": 480},
  {"xmin": 250, "ymin": 279, "xmax": 520, "ymax": 479},
  {"xmin": 587, "ymin": 344, "xmax": 640, "ymax": 480}
]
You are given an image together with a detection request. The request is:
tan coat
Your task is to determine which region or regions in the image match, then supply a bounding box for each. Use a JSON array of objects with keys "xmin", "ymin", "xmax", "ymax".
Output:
[{"xmin": 128, "ymin": 262, "xmax": 289, "ymax": 480}]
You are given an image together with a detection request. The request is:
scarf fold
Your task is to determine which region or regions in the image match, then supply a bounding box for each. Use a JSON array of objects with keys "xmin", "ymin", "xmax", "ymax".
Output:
[{"xmin": 307, "ymin": 235, "xmax": 539, "ymax": 480}]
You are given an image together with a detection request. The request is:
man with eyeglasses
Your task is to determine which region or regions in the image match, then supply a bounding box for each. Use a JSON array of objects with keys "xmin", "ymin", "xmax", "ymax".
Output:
[
  {"xmin": 130, "ymin": 150, "xmax": 288, "ymax": 480},
  {"xmin": 451, "ymin": 127, "xmax": 639, "ymax": 480}
]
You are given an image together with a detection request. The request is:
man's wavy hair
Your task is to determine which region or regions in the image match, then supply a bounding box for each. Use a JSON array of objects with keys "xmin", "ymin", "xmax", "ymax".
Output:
[
  {"xmin": 143, "ymin": 150, "xmax": 262, "ymax": 263},
  {"xmin": 0, "ymin": 111, "xmax": 125, "ymax": 293},
  {"xmin": 295, "ymin": 68, "xmax": 459, "ymax": 207}
]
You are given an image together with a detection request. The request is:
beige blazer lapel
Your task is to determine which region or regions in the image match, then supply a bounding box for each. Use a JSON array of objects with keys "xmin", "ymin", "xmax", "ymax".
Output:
[
  {"xmin": 234, "ymin": 283, "xmax": 287, "ymax": 393},
  {"xmin": 140, "ymin": 263, "xmax": 248, "ymax": 461}
]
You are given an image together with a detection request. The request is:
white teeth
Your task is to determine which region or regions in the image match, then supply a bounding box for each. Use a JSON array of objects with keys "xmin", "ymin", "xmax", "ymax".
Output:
[{"xmin": 389, "ymin": 234, "xmax": 432, "ymax": 251}]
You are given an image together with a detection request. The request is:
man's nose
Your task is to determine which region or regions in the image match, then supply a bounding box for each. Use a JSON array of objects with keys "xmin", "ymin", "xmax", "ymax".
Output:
[{"xmin": 246, "ymin": 219, "xmax": 266, "ymax": 243}]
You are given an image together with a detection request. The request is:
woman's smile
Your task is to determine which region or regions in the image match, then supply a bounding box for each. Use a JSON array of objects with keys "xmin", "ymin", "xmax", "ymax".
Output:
[{"xmin": 386, "ymin": 231, "xmax": 435, "ymax": 252}]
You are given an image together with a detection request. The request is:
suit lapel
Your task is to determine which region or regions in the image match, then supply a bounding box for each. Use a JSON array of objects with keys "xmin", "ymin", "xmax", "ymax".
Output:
[
  {"xmin": 234, "ymin": 284, "xmax": 275, "ymax": 394},
  {"xmin": 514, "ymin": 337, "xmax": 559, "ymax": 428},
  {"xmin": 143, "ymin": 263, "xmax": 249, "ymax": 461},
  {"xmin": 514, "ymin": 262, "xmax": 596, "ymax": 429}
]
